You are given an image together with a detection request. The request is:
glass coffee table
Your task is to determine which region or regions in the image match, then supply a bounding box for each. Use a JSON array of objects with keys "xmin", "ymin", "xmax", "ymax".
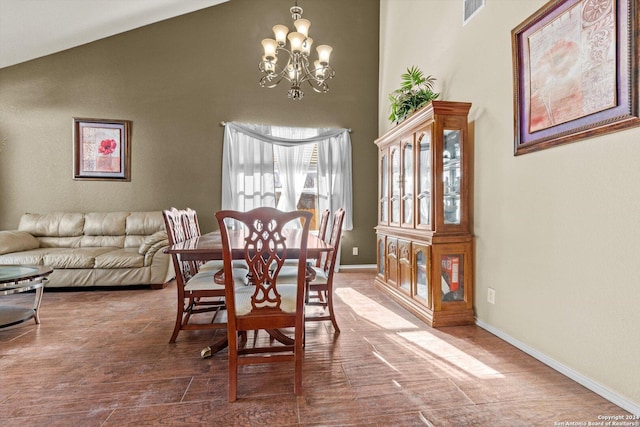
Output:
[{"xmin": 0, "ymin": 265, "xmax": 52, "ymax": 328}]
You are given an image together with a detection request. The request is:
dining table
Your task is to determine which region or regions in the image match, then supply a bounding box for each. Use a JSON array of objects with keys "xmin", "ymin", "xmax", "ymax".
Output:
[
  {"xmin": 166, "ymin": 229, "xmax": 332, "ymax": 263},
  {"xmin": 165, "ymin": 228, "xmax": 333, "ymax": 357}
]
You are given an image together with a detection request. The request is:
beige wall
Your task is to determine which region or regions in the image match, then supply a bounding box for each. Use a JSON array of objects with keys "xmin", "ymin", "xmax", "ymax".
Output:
[
  {"xmin": 380, "ymin": 0, "xmax": 640, "ymax": 410},
  {"xmin": 0, "ymin": 0, "xmax": 380, "ymax": 265}
]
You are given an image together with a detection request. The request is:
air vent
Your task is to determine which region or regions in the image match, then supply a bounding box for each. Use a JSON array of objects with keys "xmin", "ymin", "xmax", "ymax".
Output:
[{"xmin": 463, "ymin": 0, "xmax": 484, "ymax": 25}]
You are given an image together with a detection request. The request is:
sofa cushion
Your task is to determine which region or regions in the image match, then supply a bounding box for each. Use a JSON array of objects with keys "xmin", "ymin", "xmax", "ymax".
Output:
[
  {"xmin": 0, "ymin": 230, "xmax": 40, "ymax": 255},
  {"xmin": 125, "ymin": 212, "xmax": 165, "ymax": 248},
  {"xmin": 43, "ymin": 248, "xmax": 116, "ymax": 269},
  {"xmin": 18, "ymin": 213, "xmax": 84, "ymax": 237},
  {"xmin": 0, "ymin": 248, "xmax": 51, "ymax": 265},
  {"xmin": 126, "ymin": 211, "xmax": 165, "ymax": 235},
  {"xmin": 83, "ymin": 212, "xmax": 128, "ymax": 236},
  {"xmin": 138, "ymin": 231, "xmax": 168, "ymax": 255},
  {"xmin": 38, "ymin": 236, "xmax": 82, "ymax": 248},
  {"xmin": 95, "ymin": 248, "xmax": 144, "ymax": 269},
  {"xmin": 80, "ymin": 235, "xmax": 126, "ymax": 248}
]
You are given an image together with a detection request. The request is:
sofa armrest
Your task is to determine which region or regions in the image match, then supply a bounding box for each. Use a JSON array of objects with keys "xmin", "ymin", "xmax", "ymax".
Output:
[
  {"xmin": 138, "ymin": 231, "xmax": 167, "ymax": 254},
  {"xmin": 0, "ymin": 230, "xmax": 40, "ymax": 255},
  {"xmin": 144, "ymin": 241, "xmax": 169, "ymax": 266},
  {"xmin": 137, "ymin": 231, "xmax": 169, "ymax": 266}
]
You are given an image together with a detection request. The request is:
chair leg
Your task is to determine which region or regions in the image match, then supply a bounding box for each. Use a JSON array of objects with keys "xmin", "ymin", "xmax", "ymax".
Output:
[
  {"xmin": 327, "ymin": 285, "xmax": 340, "ymax": 333},
  {"xmin": 294, "ymin": 336, "xmax": 303, "ymax": 395},
  {"xmin": 305, "ymin": 279, "xmax": 311, "ymax": 304},
  {"xmin": 228, "ymin": 330, "xmax": 238, "ymax": 402},
  {"xmin": 170, "ymin": 293, "xmax": 185, "ymax": 343},
  {"xmin": 239, "ymin": 331, "xmax": 248, "ymax": 348}
]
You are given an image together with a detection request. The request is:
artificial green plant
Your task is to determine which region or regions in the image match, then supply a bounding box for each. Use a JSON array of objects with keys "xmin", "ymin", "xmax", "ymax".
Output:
[{"xmin": 388, "ymin": 66, "xmax": 439, "ymax": 124}]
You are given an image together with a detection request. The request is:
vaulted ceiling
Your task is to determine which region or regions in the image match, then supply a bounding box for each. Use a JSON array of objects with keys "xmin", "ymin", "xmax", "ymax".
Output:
[{"xmin": 0, "ymin": 0, "xmax": 228, "ymax": 68}]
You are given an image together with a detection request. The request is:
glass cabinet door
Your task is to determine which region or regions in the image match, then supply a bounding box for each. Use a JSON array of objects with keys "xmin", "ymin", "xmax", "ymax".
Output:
[
  {"xmin": 380, "ymin": 152, "xmax": 388, "ymax": 224},
  {"xmin": 390, "ymin": 148, "xmax": 401, "ymax": 225},
  {"xmin": 417, "ymin": 129, "xmax": 432, "ymax": 228},
  {"xmin": 402, "ymin": 137, "xmax": 413, "ymax": 227},
  {"xmin": 442, "ymin": 130, "xmax": 461, "ymax": 225},
  {"xmin": 401, "ymin": 138, "xmax": 413, "ymax": 227}
]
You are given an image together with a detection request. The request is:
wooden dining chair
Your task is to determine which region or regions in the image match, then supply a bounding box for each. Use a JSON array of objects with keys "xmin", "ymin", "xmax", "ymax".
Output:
[
  {"xmin": 283, "ymin": 208, "xmax": 329, "ymax": 269},
  {"xmin": 162, "ymin": 208, "xmax": 227, "ymax": 343},
  {"xmin": 305, "ymin": 208, "xmax": 345, "ymax": 332},
  {"xmin": 314, "ymin": 209, "xmax": 331, "ymax": 267},
  {"xmin": 181, "ymin": 208, "xmax": 223, "ymax": 273},
  {"xmin": 215, "ymin": 207, "xmax": 313, "ymax": 402}
]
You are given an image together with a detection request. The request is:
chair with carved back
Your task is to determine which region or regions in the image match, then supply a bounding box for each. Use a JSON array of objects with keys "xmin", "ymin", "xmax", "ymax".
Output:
[
  {"xmin": 162, "ymin": 207, "xmax": 226, "ymax": 344},
  {"xmin": 283, "ymin": 208, "xmax": 328, "ymax": 268},
  {"xmin": 215, "ymin": 207, "xmax": 313, "ymax": 402},
  {"xmin": 305, "ymin": 208, "xmax": 345, "ymax": 332},
  {"xmin": 314, "ymin": 209, "xmax": 330, "ymax": 267},
  {"xmin": 181, "ymin": 208, "xmax": 223, "ymax": 273}
]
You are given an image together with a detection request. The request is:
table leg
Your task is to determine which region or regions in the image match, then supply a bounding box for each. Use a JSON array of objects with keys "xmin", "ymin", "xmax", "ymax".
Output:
[
  {"xmin": 200, "ymin": 335, "xmax": 229, "ymax": 359},
  {"xmin": 267, "ymin": 329, "xmax": 295, "ymax": 345},
  {"xmin": 32, "ymin": 283, "xmax": 45, "ymax": 324}
]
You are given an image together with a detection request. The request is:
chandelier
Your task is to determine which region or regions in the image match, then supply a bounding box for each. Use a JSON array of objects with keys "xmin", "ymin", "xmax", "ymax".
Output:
[{"xmin": 258, "ymin": 1, "xmax": 335, "ymax": 100}]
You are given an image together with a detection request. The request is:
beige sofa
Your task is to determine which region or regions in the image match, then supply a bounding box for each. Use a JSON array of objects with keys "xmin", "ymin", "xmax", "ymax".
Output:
[{"xmin": 0, "ymin": 211, "xmax": 174, "ymax": 288}]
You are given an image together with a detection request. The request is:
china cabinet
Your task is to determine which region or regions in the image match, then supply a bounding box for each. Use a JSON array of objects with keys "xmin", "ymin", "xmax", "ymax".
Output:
[{"xmin": 375, "ymin": 101, "xmax": 474, "ymax": 327}]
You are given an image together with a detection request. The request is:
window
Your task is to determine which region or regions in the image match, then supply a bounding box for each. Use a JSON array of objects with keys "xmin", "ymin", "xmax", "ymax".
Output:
[{"xmin": 221, "ymin": 122, "xmax": 353, "ymax": 231}]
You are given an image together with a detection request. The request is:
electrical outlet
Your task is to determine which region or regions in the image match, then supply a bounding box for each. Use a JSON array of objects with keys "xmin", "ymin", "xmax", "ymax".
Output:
[
  {"xmin": 352, "ymin": 247, "xmax": 359, "ymax": 256},
  {"xmin": 487, "ymin": 287, "xmax": 496, "ymax": 304}
]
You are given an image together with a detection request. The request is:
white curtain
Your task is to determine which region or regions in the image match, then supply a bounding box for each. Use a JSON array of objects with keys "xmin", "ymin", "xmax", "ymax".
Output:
[
  {"xmin": 317, "ymin": 134, "xmax": 353, "ymax": 230},
  {"xmin": 271, "ymin": 126, "xmax": 314, "ymax": 213},
  {"xmin": 221, "ymin": 122, "xmax": 353, "ymax": 231},
  {"xmin": 221, "ymin": 123, "xmax": 275, "ymax": 211}
]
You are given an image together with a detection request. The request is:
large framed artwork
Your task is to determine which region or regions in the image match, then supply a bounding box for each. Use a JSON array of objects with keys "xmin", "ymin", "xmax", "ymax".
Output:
[
  {"xmin": 512, "ymin": 0, "xmax": 639, "ymax": 155},
  {"xmin": 73, "ymin": 118, "xmax": 131, "ymax": 181}
]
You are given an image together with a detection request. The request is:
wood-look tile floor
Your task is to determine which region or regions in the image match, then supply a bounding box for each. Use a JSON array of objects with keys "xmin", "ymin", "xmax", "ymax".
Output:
[{"xmin": 0, "ymin": 269, "xmax": 630, "ymax": 426}]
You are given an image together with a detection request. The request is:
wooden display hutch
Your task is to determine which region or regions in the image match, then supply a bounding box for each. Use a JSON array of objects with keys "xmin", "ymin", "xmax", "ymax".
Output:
[{"xmin": 375, "ymin": 101, "xmax": 474, "ymax": 327}]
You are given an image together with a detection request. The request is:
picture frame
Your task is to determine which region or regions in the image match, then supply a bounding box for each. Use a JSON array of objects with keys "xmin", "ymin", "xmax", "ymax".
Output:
[
  {"xmin": 512, "ymin": 0, "xmax": 639, "ymax": 155},
  {"xmin": 73, "ymin": 118, "xmax": 131, "ymax": 181}
]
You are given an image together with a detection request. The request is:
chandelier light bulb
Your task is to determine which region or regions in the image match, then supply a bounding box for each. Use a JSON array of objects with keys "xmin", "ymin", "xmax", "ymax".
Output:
[
  {"xmin": 261, "ymin": 38, "xmax": 278, "ymax": 60},
  {"xmin": 316, "ymin": 44, "xmax": 332, "ymax": 65},
  {"xmin": 293, "ymin": 18, "xmax": 311, "ymax": 37},
  {"xmin": 272, "ymin": 24, "xmax": 289, "ymax": 45},
  {"xmin": 287, "ymin": 32, "xmax": 305, "ymax": 53},
  {"xmin": 313, "ymin": 60, "xmax": 325, "ymax": 78},
  {"xmin": 287, "ymin": 64, "xmax": 298, "ymax": 80}
]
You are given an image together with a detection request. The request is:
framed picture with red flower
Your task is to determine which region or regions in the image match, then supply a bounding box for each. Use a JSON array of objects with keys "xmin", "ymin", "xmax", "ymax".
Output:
[
  {"xmin": 512, "ymin": 0, "xmax": 639, "ymax": 155},
  {"xmin": 73, "ymin": 118, "xmax": 131, "ymax": 181}
]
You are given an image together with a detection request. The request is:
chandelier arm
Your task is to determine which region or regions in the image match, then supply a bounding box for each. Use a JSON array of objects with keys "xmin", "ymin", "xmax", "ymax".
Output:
[
  {"xmin": 307, "ymin": 82, "xmax": 329, "ymax": 94},
  {"xmin": 277, "ymin": 46, "xmax": 293, "ymax": 56},
  {"xmin": 298, "ymin": 65, "xmax": 335, "ymax": 84},
  {"xmin": 304, "ymin": 75, "xmax": 332, "ymax": 93},
  {"xmin": 259, "ymin": 77, "xmax": 281, "ymax": 89},
  {"xmin": 260, "ymin": 70, "xmax": 291, "ymax": 88}
]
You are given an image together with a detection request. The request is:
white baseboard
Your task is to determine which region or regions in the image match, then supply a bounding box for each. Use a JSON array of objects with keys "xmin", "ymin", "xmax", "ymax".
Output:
[
  {"xmin": 475, "ymin": 319, "xmax": 640, "ymax": 416},
  {"xmin": 338, "ymin": 264, "xmax": 376, "ymax": 270}
]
